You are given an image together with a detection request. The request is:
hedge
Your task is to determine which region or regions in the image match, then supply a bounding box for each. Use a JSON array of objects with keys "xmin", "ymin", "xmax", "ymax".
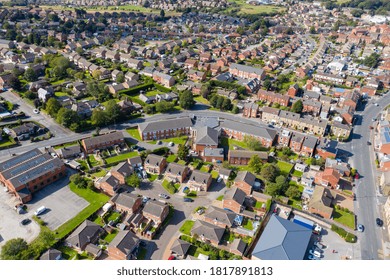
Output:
[
  {"xmin": 154, "ymin": 83, "xmax": 171, "ymax": 93},
  {"xmin": 118, "ymin": 82, "xmax": 154, "ymax": 96},
  {"xmin": 331, "ymin": 224, "xmax": 357, "ymax": 243}
]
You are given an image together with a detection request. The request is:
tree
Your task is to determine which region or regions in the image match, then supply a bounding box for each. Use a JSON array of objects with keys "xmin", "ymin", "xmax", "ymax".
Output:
[
  {"xmin": 285, "ymin": 184, "xmax": 301, "ymax": 199},
  {"xmin": 8, "ymin": 75, "xmax": 21, "ymax": 91},
  {"xmin": 232, "ymin": 105, "xmax": 239, "ymax": 114},
  {"xmin": 56, "ymin": 108, "xmax": 80, "ymax": 128},
  {"xmin": 221, "ymin": 98, "xmax": 232, "ymax": 111},
  {"xmin": 200, "ymin": 84, "xmax": 210, "ymax": 98},
  {"xmin": 309, "ymin": 26, "xmax": 316, "ymax": 34},
  {"xmin": 179, "ymin": 90, "xmax": 195, "ymax": 109},
  {"xmin": 265, "ymin": 182, "xmax": 282, "ymax": 197},
  {"xmin": 92, "ymin": 70, "xmax": 102, "ymax": 80},
  {"xmin": 116, "ymin": 73, "xmax": 125, "ymax": 83},
  {"xmin": 291, "ymin": 99, "xmax": 303, "ymax": 113},
  {"xmin": 46, "ymin": 98, "xmax": 62, "ymax": 118},
  {"xmin": 91, "ymin": 108, "xmax": 107, "ymax": 127},
  {"xmin": 177, "ymin": 144, "xmax": 189, "ymax": 160},
  {"xmin": 24, "ymin": 67, "xmax": 37, "ymax": 82},
  {"xmin": 248, "ymin": 155, "xmax": 263, "ymax": 174},
  {"xmin": 160, "ymin": 9, "xmax": 165, "ymax": 19},
  {"xmin": 126, "ymin": 173, "xmax": 141, "ymax": 188},
  {"xmin": 0, "ymin": 238, "xmax": 29, "ymax": 260},
  {"xmin": 362, "ymin": 53, "xmax": 380, "ymax": 68},
  {"xmin": 263, "ymin": 79, "xmax": 272, "ymax": 90},
  {"xmin": 155, "ymin": 100, "xmax": 174, "ymax": 113},
  {"xmin": 104, "ymin": 100, "xmax": 121, "ymax": 123},
  {"xmin": 261, "ymin": 164, "xmax": 279, "ymax": 182},
  {"xmin": 173, "ymin": 45, "xmax": 180, "ymax": 55},
  {"xmin": 243, "ymin": 135, "xmax": 263, "ymax": 151}
]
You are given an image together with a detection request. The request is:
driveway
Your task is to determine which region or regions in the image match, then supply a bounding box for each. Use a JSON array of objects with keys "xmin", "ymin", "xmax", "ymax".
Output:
[
  {"xmin": 27, "ymin": 170, "xmax": 89, "ymax": 230},
  {"xmin": 0, "ymin": 188, "xmax": 40, "ymax": 249}
]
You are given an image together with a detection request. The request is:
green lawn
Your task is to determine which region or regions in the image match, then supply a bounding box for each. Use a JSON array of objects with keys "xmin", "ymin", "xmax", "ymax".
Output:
[
  {"xmin": 166, "ymin": 154, "xmax": 177, "ymax": 163},
  {"xmin": 54, "ymin": 182, "xmax": 109, "ymax": 239},
  {"xmin": 292, "ymin": 170, "xmax": 303, "ymax": 177},
  {"xmin": 216, "ymin": 195, "xmax": 224, "ymax": 201},
  {"xmin": 143, "ymin": 61, "xmax": 151, "ymax": 67},
  {"xmin": 137, "ymin": 247, "xmax": 147, "ymax": 260},
  {"xmin": 88, "ymin": 154, "xmax": 101, "ymax": 167},
  {"xmin": 333, "ymin": 209, "xmax": 355, "ymax": 229},
  {"xmin": 57, "ymin": 245, "xmax": 92, "ymax": 260},
  {"xmin": 220, "ymin": 137, "xmax": 248, "ymax": 150},
  {"xmin": 0, "ymin": 137, "xmax": 16, "ymax": 148},
  {"xmin": 177, "ymin": 160, "xmax": 186, "ymax": 165},
  {"xmin": 76, "ymin": 160, "xmax": 89, "ymax": 171},
  {"xmin": 200, "ymin": 165, "xmax": 210, "ymax": 173},
  {"xmin": 51, "ymin": 79, "xmax": 66, "ymax": 85},
  {"xmin": 101, "ymin": 99, "xmax": 120, "ymax": 107},
  {"xmin": 149, "ymin": 136, "xmax": 188, "ymax": 145},
  {"xmin": 126, "ymin": 127, "xmax": 141, "ymax": 141},
  {"xmin": 179, "ymin": 220, "xmax": 195, "ymax": 236},
  {"xmin": 242, "ymin": 219, "xmax": 254, "ymax": 230},
  {"xmin": 53, "ymin": 141, "xmax": 79, "ymax": 149},
  {"xmin": 91, "ymin": 214, "xmax": 105, "ymax": 226},
  {"xmin": 194, "ymin": 95, "xmax": 210, "ymax": 105},
  {"xmin": 105, "ymin": 151, "xmax": 139, "ymax": 164},
  {"xmin": 103, "ymin": 229, "xmax": 119, "ymax": 243},
  {"xmin": 211, "ymin": 170, "xmax": 219, "ymax": 179},
  {"xmin": 105, "ymin": 211, "xmax": 121, "ymax": 222},
  {"xmin": 91, "ymin": 169, "xmax": 107, "ymax": 178},
  {"xmin": 54, "ymin": 91, "xmax": 69, "ymax": 97},
  {"xmin": 276, "ymin": 161, "xmax": 293, "ymax": 176},
  {"xmin": 148, "ymin": 173, "xmax": 158, "ymax": 182},
  {"xmin": 162, "ymin": 179, "xmax": 177, "ymax": 194},
  {"xmin": 287, "ymin": 182, "xmax": 304, "ymax": 210},
  {"xmin": 227, "ymin": 0, "xmax": 285, "ymax": 15}
]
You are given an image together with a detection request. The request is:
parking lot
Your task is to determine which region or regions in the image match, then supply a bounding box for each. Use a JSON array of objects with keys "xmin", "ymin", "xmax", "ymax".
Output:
[
  {"xmin": 0, "ymin": 188, "xmax": 40, "ymax": 250},
  {"xmin": 27, "ymin": 171, "xmax": 89, "ymax": 230}
]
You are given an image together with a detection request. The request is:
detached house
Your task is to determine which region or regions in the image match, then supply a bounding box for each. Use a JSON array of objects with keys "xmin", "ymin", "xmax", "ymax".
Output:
[
  {"xmin": 153, "ymin": 71, "xmax": 175, "ymax": 88},
  {"xmin": 191, "ymin": 220, "xmax": 225, "ymax": 246},
  {"xmin": 187, "ymin": 170, "xmax": 212, "ymax": 192},
  {"xmin": 111, "ymin": 192, "xmax": 142, "ymax": 215},
  {"xmin": 234, "ymin": 171, "xmax": 256, "ymax": 196},
  {"xmin": 315, "ymin": 168, "xmax": 341, "ymax": 189},
  {"xmin": 164, "ymin": 162, "xmax": 189, "ymax": 183},
  {"xmin": 308, "ymin": 186, "xmax": 334, "ymax": 219},
  {"xmin": 203, "ymin": 206, "xmax": 236, "ymax": 229},
  {"xmin": 144, "ymin": 154, "xmax": 167, "ymax": 175},
  {"xmin": 107, "ymin": 230, "xmax": 140, "ymax": 260},
  {"xmin": 223, "ymin": 187, "xmax": 246, "ymax": 214},
  {"xmin": 143, "ymin": 200, "xmax": 170, "ymax": 224}
]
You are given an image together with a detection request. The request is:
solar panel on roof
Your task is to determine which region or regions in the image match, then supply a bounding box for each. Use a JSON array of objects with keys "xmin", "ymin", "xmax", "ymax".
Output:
[
  {"xmin": 9, "ymin": 155, "xmax": 48, "ymax": 177},
  {"xmin": 1, "ymin": 149, "xmax": 41, "ymax": 170}
]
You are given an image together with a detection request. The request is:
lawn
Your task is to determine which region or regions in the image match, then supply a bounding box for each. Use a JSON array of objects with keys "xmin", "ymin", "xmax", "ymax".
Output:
[
  {"xmin": 53, "ymin": 141, "xmax": 79, "ymax": 149},
  {"xmin": 162, "ymin": 179, "xmax": 177, "ymax": 194},
  {"xmin": 276, "ymin": 161, "xmax": 293, "ymax": 176},
  {"xmin": 0, "ymin": 137, "xmax": 16, "ymax": 148},
  {"xmin": 149, "ymin": 136, "xmax": 188, "ymax": 145},
  {"xmin": 242, "ymin": 219, "xmax": 254, "ymax": 230},
  {"xmin": 179, "ymin": 220, "xmax": 195, "ymax": 236},
  {"xmin": 126, "ymin": 127, "xmax": 141, "ymax": 141},
  {"xmin": 292, "ymin": 170, "xmax": 303, "ymax": 177},
  {"xmin": 148, "ymin": 173, "xmax": 158, "ymax": 182},
  {"xmin": 211, "ymin": 170, "xmax": 219, "ymax": 179},
  {"xmin": 166, "ymin": 154, "xmax": 177, "ymax": 163},
  {"xmin": 223, "ymin": 231, "xmax": 235, "ymax": 243},
  {"xmin": 227, "ymin": 0, "xmax": 285, "ymax": 15},
  {"xmin": 200, "ymin": 165, "xmax": 210, "ymax": 173},
  {"xmin": 177, "ymin": 160, "xmax": 186, "ymax": 165},
  {"xmin": 216, "ymin": 195, "xmax": 224, "ymax": 201},
  {"xmin": 103, "ymin": 229, "xmax": 119, "ymax": 243},
  {"xmin": 105, "ymin": 211, "xmax": 121, "ymax": 222},
  {"xmin": 137, "ymin": 247, "xmax": 147, "ymax": 260},
  {"xmin": 194, "ymin": 95, "xmax": 210, "ymax": 105},
  {"xmin": 54, "ymin": 91, "xmax": 69, "ymax": 97},
  {"xmin": 333, "ymin": 209, "xmax": 355, "ymax": 229},
  {"xmin": 220, "ymin": 137, "xmax": 248, "ymax": 150},
  {"xmin": 54, "ymin": 182, "xmax": 109, "ymax": 239},
  {"xmin": 91, "ymin": 169, "xmax": 107, "ymax": 178},
  {"xmin": 105, "ymin": 151, "xmax": 139, "ymax": 164},
  {"xmin": 88, "ymin": 154, "xmax": 101, "ymax": 167},
  {"xmin": 287, "ymin": 182, "xmax": 303, "ymax": 210},
  {"xmin": 51, "ymin": 79, "xmax": 66, "ymax": 85},
  {"xmin": 101, "ymin": 98, "xmax": 120, "ymax": 107},
  {"xmin": 57, "ymin": 245, "xmax": 92, "ymax": 260},
  {"xmin": 76, "ymin": 159, "xmax": 89, "ymax": 171}
]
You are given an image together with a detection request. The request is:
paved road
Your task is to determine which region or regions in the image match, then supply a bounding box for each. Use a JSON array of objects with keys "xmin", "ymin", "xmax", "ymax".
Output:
[{"xmin": 340, "ymin": 93, "xmax": 390, "ymax": 260}]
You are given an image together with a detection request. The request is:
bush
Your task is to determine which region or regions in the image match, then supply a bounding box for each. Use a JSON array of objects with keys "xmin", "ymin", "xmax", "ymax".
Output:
[
  {"xmin": 119, "ymin": 83, "xmax": 154, "ymax": 96},
  {"xmin": 331, "ymin": 224, "xmax": 356, "ymax": 243}
]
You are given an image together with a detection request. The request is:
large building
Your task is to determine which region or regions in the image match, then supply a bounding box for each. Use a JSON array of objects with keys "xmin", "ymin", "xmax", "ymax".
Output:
[
  {"xmin": 81, "ymin": 131, "xmax": 125, "ymax": 154},
  {"xmin": 0, "ymin": 149, "xmax": 66, "ymax": 203},
  {"xmin": 138, "ymin": 117, "xmax": 193, "ymax": 141}
]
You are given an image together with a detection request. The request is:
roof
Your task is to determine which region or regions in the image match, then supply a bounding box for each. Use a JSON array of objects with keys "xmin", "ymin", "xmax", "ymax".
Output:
[
  {"xmin": 252, "ymin": 215, "xmax": 312, "ymax": 260},
  {"xmin": 143, "ymin": 200, "xmax": 168, "ymax": 218},
  {"xmin": 189, "ymin": 169, "xmax": 212, "ymax": 184},
  {"xmin": 138, "ymin": 117, "xmax": 193, "ymax": 134},
  {"xmin": 308, "ymin": 186, "xmax": 334, "ymax": 217},
  {"xmin": 230, "ymin": 63, "xmax": 264, "ymax": 76},
  {"xmin": 111, "ymin": 161, "xmax": 133, "ymax": 177},
  {"xmin": 221, "ymin": 120, "xmax": 277, "ymax": 141},
  {"xmin": 191, "ymin": 220, "xmax": 225, "ymax": 244},
  {"xmin": 195, "ymin": 126, "xmax": 218, "ymax": 146},
  {"xmin": 204, "ymin": 148, "xmax": 224, "ymax": 157},
  {"xmin": 39, "ymin": 249, "xmax": 62, "ymax": 260},
  {"xmin": 170, "ymin": 239, "xmax": 191, "ymax": 256},
  {"xmin": 111, "ymin": 192, "xmax": 140, "ymax": 209},
  {"xmin": 204, "ymin": 206, "xmax": 236, "ymax": 227},
  {"xmin": 66, "ymin": 220, "xmax": 102, "ymax": 249},
  {"xmin": 109, "ymin": 230, "xmax": 139, "ymax": 256},
  {"xmin": 235, "ymin": 171, "xmax": 256, "ymax": 186},
  {"xmin": 82, "ymin": 131, "xmax": 124, "ymax": 149},
  {"xmin": 231, "ymin": 239, "xmax": 247, "ymax": 255},
  {"xmin": 224, "ymin": 187, "xmax": 246, "ymax": 205},
  {"xmin": 166, "ymin": 162, "xmax": 188, "ymax": 175},
  {"xmin": 302, "ymin": 136, "xmax": 318, "ymax": 149},
  {"xmin": 229, "ymin": 150, "xmax": 268, "ymax": 160},
  {"xmin": 56, "ymin": 145, "xmax": 81, "ymax": 158},
  {"xmin": 145, "ymin": 154, "xmax": 165, "ymax": 166},
  {"xmin": 218, "ymin": 167, "xmax": 232, "ymax": 177}
]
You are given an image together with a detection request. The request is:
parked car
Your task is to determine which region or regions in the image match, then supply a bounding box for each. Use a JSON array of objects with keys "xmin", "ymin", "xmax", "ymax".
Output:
[
  {"xmin": 157, "ymin": 140, "xmax": 162, "ymax": 145},
  {"xmin": 197, "ymin": 208, "xmax": 205, "ymax": 215},
  {"xmin": 168, "ymin": 255, "xmax": 176, "ymax": 260},
  {"xmin": 357, "ymin": 224, "xmax": 364, "ymax": 232},
  {"xmin": 309, "ymin": 250, "xmax": 321, "ymax": 258},
  {"xmin": 183, "ymin": 198, "xmax": 193, "ymax": 202},
  {"xmin": 159, "ymin": 193, "xmax": 170, "ymax": 199},
  {"xmin": 367, "ymin": 141, "xmax": 371, "ymax": 145},
  {"xmin": 34, "ymin": 206, "xmax": 47, "ymax": 216},
  {"xmin": 308, "ymin": 254, "xmax": 320, "ymax": 260},
  {"xmin": 376, "ymin": 218, "xmax": 383, "ymax": 227},
  {"xmin": 142, "ymin": 196, "xmax": 150, "ymax": 203},
  {"xmin": 168, "ymin": 142, "xmax": 174, "ymax": 147},
  {"xmin": 20, "ymin": 218, "xmax": 31, "ymax": 226},
  {"xmin": 216, "ymin": 176, "xmax": 222, "ymax": 183},
  {"xmin": 33, "ymin": 109, "xmax": 40, "ymax": 114}
]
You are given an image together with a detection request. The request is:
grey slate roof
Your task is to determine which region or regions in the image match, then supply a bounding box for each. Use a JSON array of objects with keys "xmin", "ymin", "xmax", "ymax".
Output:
[
  {"xmin": 191, "ymin": 220, "xmax": 225, "ymax": 244},
  {"xmin": 83, "ymin": 131, "xmax": 124, "ymax": 149},
  {"xmin": 229, "ymin": 150, "xmax": 268, "ymax": 160},
  {"xmin": 138, "ymin": 117, "xmax": 193, "ymax": 134},
  {"xmin": 235, "ymin": 171, "xmax": 256, "ymax": 186},
  {"xmin": 111, "ymin": 192, "xmax": 140, "ymax": 209},
  {"xmin": 221, "ymin": 120, "xmax": 277, "ymax": 141},
  {"xmin": 145, "ymin": 154, "xmax": 165, "ymax": 166},
  {"xmin": 302, "ymin": 136, "xmax": 318, "ymax": 150},
  {"xmin": 111, "ymin": 161, "xmax": 133, "ymax": 177},
  {"xmin": 56, "ymin": 145, "xmax": 81, "ymax": 159},
  {"xmin": 204, "ymin": 206, "xmax": 236, "ymax": 227},
  {"xmin": 109, "ymin": 230, "xmax": 139, "ymax": 256},
  {"xmin": 195, "ymin": 126, "xmax": 219, "ymax": 146},
  {"xmin": 252, "ymin": 215, "xmax": 311, "ymax": 260},
  {"xmin": 224, "ymin": 187, "xmax": 246, "ymax": 205},
  {"xmin": 231, "ymin": 239, "xmax": 247, "ymax": 255},
  {"xmin": 66, "ymin": 220, "xmax": 102, "ymax": 249},
  {"xmin": 230, "ymin": 63, "xmax": 264, "ymax": 76},
  {"xmin": 189, "ymin": 169, "xmax": 212, "ymax": 184},
  {"xmin": 143, "ymin": 200, "xmax": 168, "ymax": 218},
  {"xmin": 166, "ymin": 162, "xmax": 188, "ymax": 175},
  {"xmin": 39, "ymin": 249, "xmax": 62, "ymax": 260},
  {"xmin": 170, "ymin": 239, "xmax": 191, "ymax": 256}
]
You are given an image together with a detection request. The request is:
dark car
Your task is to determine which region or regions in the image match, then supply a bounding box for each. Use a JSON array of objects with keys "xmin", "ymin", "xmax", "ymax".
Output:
[
  {"xmin": 183, "ymin": 198, "xmax": 193, "ymax": 202},
  {"xmin": 20, "ymin": 218, "xmax": 31, "ymax": 226},
  {"xmin": 376, "ymin": 218, "xmax": 383, "ymax": 227},
  {"xmin": 367, "ymin": 141, "xmax": 371, "ymax": 145}
]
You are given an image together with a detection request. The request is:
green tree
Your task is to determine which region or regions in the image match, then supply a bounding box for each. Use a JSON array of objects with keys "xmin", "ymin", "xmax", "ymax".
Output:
[
  {"xmin": 291, "ymin": 99, "xmax": 303, "ymax": 113},
  {"xmin": 126, "ymin": 173, "xmax": 141, "ymax": 188},
  {"xmin": 248, "ymin": 155, "xmax": 263, "ymax": 174},
  {"xmin": 261, "ymin": 164, "xmax": 279, "ymax": 182},
  {"xmin": 56, "ymin": 108, "xmax": 80, "ymax": 128},
  {"xmin": 0, "ymin": 238, "xmax": 29, "ymax": 260},
  {"xmin": 285, "ymin": 184, "xmax": 301, "ymax": 199},
  {"xmin": 155, "ymin": 100, "xmax": 174, "ymax": 113},
  {"xmin": 221, "ymin": 98, "xmax": 232, "ymax": 111},
  {"xmin": 265, "ymin": 182, "xmax": 282, "ymax": 196},
  {"xmin": 91, "ymin": 108, "xmax": 107, "ymax": 127},
  {"xmin": 309, "ymin": 26, "xmax": 316, "ymax": 34},
  {"xmin": 232, "ymin": 105, "xmax": 239, "ymax": 114},
  {"xmin": 363, "ymin": 53, "xmax": 380, "ymax": 68},
  {"xmin": 92, "ymin": 70, "xmax": 102, "ymax": 80},
  {"xmin": 160, "ymin": 9, "xmax": 165, "ymax": 19},
  {"xmin": 116, "ymin": 73, "xmax": 125, "ymax": 83},
  {"xmin": 23, "ymin": 67, "xmax": 38, "ymax": 82},
  {"xmin": 243, "ymin": 135, "xmax": 263, "ymax": 151},
  {"xmin": 179, "ymin": 90, "xmax": 195, "ymax": 109},
  {"xmin": 8, "ymin": 75, "xmax": 21, "ymax": 90},
  {"xmin": 45, "ymin": 98, "xmax": 62, "ymax": 118},
  {"xmin": 173, "ymin": 45, "xmax": 180, "ymax": 55},
  {"xmin": 177, "ymin": 144, "xmax": 189, "ymax": 160},
  {"xmin": 104, "ymin": 100, "xmax": 121, "ymax": 123},
  {"xmin": 263, "ymin": 79, "xmax": 272, "ymax": 90}
]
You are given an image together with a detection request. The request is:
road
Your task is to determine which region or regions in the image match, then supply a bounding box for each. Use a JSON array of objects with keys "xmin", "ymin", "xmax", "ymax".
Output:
[{"xmin": 339, "ymin": 93, "xmax": 390, "ymax": 260}]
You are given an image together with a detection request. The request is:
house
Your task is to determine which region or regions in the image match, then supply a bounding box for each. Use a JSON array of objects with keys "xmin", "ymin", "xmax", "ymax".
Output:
[
  {"xmin": 251, "ymin": 215, "xmax": 312, "ymax": 260},
  {"xmin": 202, "ymin": 147, "xmax": 224, "ymax": 163},
  {"xmin": 294, "ymin": 163, "xmax": 307, "ymax": 173},
  {"xmin": 153, "ymin": 71, "xmax": 175, "ymax": 88},
  {"xmin": 37, "ymin": 88, "xmax": 54, "ymax": 103},
  {"xmin": 257, "ymin": 90, "xmax": 290, "ymax": 107},
  {"xmin": 96, "ymin": 175, "xmax": 121, "ymax": 196},
  {"xmin": 242, "ymin": 103, "xmax": 259, "ymax": 118},
  {"xmin": 234, "ymin": 171, "xmax": 256, "ymax": 196},
  {"xmin": 192, "ymin": 126, "xmax": 219, "ymax": 157},
  {"xmin": 110, "ymin": 161, "xmax": 134, "ymax": 185},
  {"xmin": 228, "ymin": 150, "xmax": 268, "ymax": 165},
  {"xmin": 331, "ymin": 122, "xmax": 351, "ymax": 139},
  {"xmin": 144, "ymin": 154, "xmax": 167, "ymax": 175},
  {"xmin": 55, "ymin": 145, "xmax": 81, "ymax": 159},
  {"xmin": 39, "ymin": 249, "xmax": 62, "ymax": 260},
  {"xmin": 111, "ymin": 70, "xmax": 124, "ymax": 81},
  {"xmin": 138, "ymin": 117, "xmax": 192, "ymax": 141},
  {"xmin": 278, "ymin": 130, "xmax": 292, "ymax": 147},
  {"xmin": 187, "ymin": 169, "xmax": 212, "ymax": 192},
  {"xmin": 164, "ymin": 162, "xmax": 189, "ymax": 183},
  {"xmin": 229, "ymin": 63, "xmax": 265, "ymax": 80},
  {"xmin": 191, "ymin": 220, "xmax": 225, "ymax": 246},
  {"xmin": 222, "ymin": 187, "xmax": 246, "ymax": 214},
  {"xmin": 316, "ymin": 138, "xmax": 339, "ymax": 159},
  {"xmin": 170, "ymin": 239, "xmax": 191, "ymax": 258},
  {"xmin": 315, "ymin": 168, "xmax": 341, "ymax": 189},
  {"xmin": 218, "ymin": 167, "xmax": 232, "ymax": 181},
  {"xmin": 81, "ymin": 132, "xmax": 124, "ymax": 154},
  {"xmin": 143, "ymin": 200, "xmax": 169, "ymax": 224},
  {"xmin": 128, "ymin": 156, "xmax": 143, "ymax": 168},
  {"xmin": 188, "ymin": 69, "xmax": 206, "ymax": 82},
  {"xmin": 111, "ymin": 192, "xmax": 142, "ymax": 214},
  {"xmin": 7, "ymin": 122, "xmax": 39, "ymax": 140},
  {"xmin": 300, "ymin": 136, "xmax": 318, "ymax": 157},
  {"xmin": 203, "ymin": 206, "xmax": 236, "ymax": 228},
  {"xmin": 65, "ymin": 220, "xmax": 103, "ymax": 254},
  {"xmin": 107, "ymin": 230, "xmax": 140, "ymax": 260},
  {"xmin": 308, "ymin": 186, "xmax": 334, "ymax": 219}
]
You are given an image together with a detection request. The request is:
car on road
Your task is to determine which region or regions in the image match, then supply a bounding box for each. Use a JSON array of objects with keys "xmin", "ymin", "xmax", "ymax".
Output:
[
  {"xmin": 197, "ymin": 208, "xmax": 205, "ymax": 215},
  {"xmin": 308, "ymin": 254, "xmax": 320, "ymax": 260},
  {"xmin": 20, "ymin": 218, "xmax": 31, "ymax": 226},
  {"xmin": 33, "ymin": 109, "xmax": 40, "ymax": 114},
  {"xmin": 168, "ymin": 142, "xmax": 174, "ymax": 147},
  {"xmin": 357, "ymin": 224, "xmax": 364, "ymax": 232},
  {"xmin": 372, "ymin": 118, "xmax": 377, "ymax": 122},
  {"xmin": 367, "ymin": 141, "xmax": 371, "ymax": 145},
  {"xmin": 376, "ymin": 218, "xmax": 383, "ymax": 227},
  {"xmin": 309, "ymin": 250, "xmax": 321, "ymax": 258},
  {"xmin": 374, "ymin": 103, "xmax": 379, "ymax": 106},
  {"xmin": 159, "ymin": 193, "xmax": 170, "ymax": 199},
  {"xmin": 183, "ymin": 198, "xmax": 193, "ymax": 202},
  {"xmin": 142, "ymin": 196, "xmax": 150, "ymax": 203},
  {"xmin": 157, "ymin": 140, "xmax": 162, "ymax": 145}
]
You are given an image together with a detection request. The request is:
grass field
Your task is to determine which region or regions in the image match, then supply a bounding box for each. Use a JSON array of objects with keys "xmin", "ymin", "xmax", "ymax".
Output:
[
  {"xmin": 194, "ymin": 95, "xmax": 210, "ymax": 105},
  {"xmin": 220, "ymin": 137, "xmax": 248, "ymax": 150},
  {"xmin": 228, "ymin": 0, "xmax": 285, "ymax": 15},
  {"xmin": 105, "ymin": 151, "xmax": 139, "ymax": 164},
  {"xmin": 333, "ymin": 209, "xmax": 355, "ymax": 229},
  {"xmin": 126, "ymin": 127, "xmax": 142, "ymax": 141},
  {"xmin": 166, "ymin": 154, "xmax": 177, "ymax": 163},
  {"xmin": 276, "ymin": 161, "xmax": 293, "ymax": 176}
]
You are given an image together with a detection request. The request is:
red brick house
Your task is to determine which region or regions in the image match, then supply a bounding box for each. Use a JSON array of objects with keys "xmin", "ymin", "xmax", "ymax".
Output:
[
  {"xmin": 203, "ymin": 206, "xmax": 236, "ymax": 228},
  {"xmin": 315, "ymin": 168, "xmax": 341, "ymax": 189},
  {"xmin": 277, "ymin": 130, "xmax": 292, "ymax": 147},
  {"xmin": 110, "ymin": 161, "xmax": 133, "ymax": 185},
  {"xmin": 164, "ymin": 162, "xmax": 189, "ymax": 183},
  {"xmin": 82, "ymin": 132, "xmax": 124, "ymax": 154},
  {"xmin": 144, "ymin": 154, "xmax": 167, "ymax": 175},
  {"xmin": 191, "ymin": 220, "xmax": 225, "ymax": 246},
  {"xmin": 222, "ymin": 187, "xmax": 246, "ymax": 214},
  {"xmin": 242, "ymin": 103, "xmax": 259, "ymax": 118},
  {"xmin": 287, "ymin": 84, "xmax": 299, "ymax": 97},
  {"xmin": 143, "ymin": 200, "xmax": 170, "ymax": 224},
  {"xmin": 187, "ymin": 170, "xmax": 212, "ymax": 192},
  {"xmin": 107, "ymin": 230, "xmax": 140, "ymax": 260},
  {"xmin": 138, "ymin": 117, "xmax": 192, "ymax": 141},
  {"xmin": 96, "ymin": 175, "xmax": 121, "ymax": 196},
  {"xmin": 111, "ymin": 192, "xmax": 142, "ymax": 214},
  {"xmin": 233, "ymin": 171, "xmax": 256, "ymax": 195},
  {"xmin": 152, "ymin": 71, "xmax": 175, "ymax": 88},
  {"xmin": 228, "ymin": 150, "xmax": 268, "ymax": 165},
  {"xmin": 188, "ymin": 69, "xmax": 206, "ymax": 82},
  {"xmin": 192, "ymin": 126, "xmax": 219, "ymax": 156},
  {"xmin": 289, "ymin": 133, "xmax": 305, "ymax": 153},
  {"xmin": 257, "ymin": 90, "xmax": 290, "ymax": 107}
]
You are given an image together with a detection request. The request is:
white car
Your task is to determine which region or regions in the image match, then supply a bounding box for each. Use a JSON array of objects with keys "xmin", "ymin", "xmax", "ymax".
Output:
[
  {"xmin": 33, "ymin": 109, "xmax": 40, "ymax": 114},
  {"xmin": 217, "ymin": 176, "xmax": 223, "ymax": 183},
  {"xmin": 374, "ymin": 103, "xmax": 379, "ymax": 106},
  {"xmin": 309, "ymin": 250, "xmax": 321, "ymax": 258},
  {"xmin": 168, "ymin": 142, "xmax": 174, "ymax": 147}
]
